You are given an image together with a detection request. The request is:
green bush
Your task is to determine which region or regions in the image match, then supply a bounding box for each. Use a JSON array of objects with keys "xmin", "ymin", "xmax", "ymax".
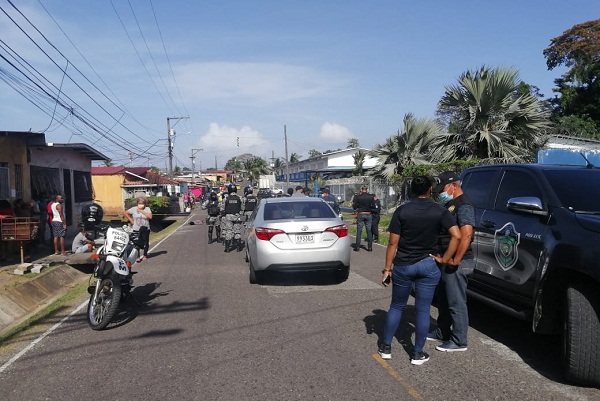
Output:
[{"xmin": 124, "ymin": 196, "xmax": 171, "ymax": 222}]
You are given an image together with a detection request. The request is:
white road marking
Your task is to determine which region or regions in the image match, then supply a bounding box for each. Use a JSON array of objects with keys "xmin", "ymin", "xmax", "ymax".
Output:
[{"xmin": 0, "ymin": 214, "xmax": 194, "ymax": 374}]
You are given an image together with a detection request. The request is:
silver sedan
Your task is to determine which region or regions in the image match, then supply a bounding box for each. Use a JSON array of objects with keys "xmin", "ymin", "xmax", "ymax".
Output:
[{"xmin": 244, "ymin": 197, "xmax": 351, "ymax": 284}]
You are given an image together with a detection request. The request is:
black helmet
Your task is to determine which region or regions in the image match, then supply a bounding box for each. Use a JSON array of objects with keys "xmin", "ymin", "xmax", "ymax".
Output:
[
  {"xmin": 209, "ymin": 192, "xmax": 218, "ymax": 201},
  {"xmin": 228, "ymin": 183, "xmax": 237, "ymax": 194}
]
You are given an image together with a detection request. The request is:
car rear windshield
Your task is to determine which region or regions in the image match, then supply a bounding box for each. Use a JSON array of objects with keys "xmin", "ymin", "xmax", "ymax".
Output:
[
  {"xmin": 263, "ymin": 201, "xmax": 336, "ymax": 220},
  {"xmin": 543, "ymin": 169, "xmax": 600, "ymax": 213}
]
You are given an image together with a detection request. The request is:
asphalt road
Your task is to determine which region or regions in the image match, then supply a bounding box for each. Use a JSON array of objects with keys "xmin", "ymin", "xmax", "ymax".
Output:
[{"xmin": 0, "ymin": 208, "xmax": 598, "ymax": 401}]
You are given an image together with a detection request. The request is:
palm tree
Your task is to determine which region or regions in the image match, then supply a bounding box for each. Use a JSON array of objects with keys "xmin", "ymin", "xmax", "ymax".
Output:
[
  {"xmin": 369, "ymin": 113, "xmax": 443, "ymax": 180},
  {"xmin": 289, "ymin": 153, "xmax": 302, "ymax": 163},
  {"xmin": 243, "ymin": 157, "xmax": 270, "ymax": 186},
  {"xmin": 432, "ymin": 66, "xmax": 552, "ymax": 163},
  {"xmin": 353, "ymin": 149, "xmax": 366, "ymax": 176}
]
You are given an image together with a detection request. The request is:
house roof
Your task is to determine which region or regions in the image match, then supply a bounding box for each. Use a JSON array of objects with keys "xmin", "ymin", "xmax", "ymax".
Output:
[
  {"xmin": 0, "ymin": 131, "xmax": 46, "ymax": 146},
  {"xmin": 47, "ymin": 143, "xmax": 109, "ymax": 161},
  {"xmin": 92, "ymin": 166, "xmax": 178, "ymax": 185},
  {"xmin": 92, "ymin": 166, "xmax": 151, "ymax": 176}
]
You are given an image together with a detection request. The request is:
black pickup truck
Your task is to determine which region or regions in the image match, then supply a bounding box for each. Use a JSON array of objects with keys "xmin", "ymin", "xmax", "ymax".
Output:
[{"xmin": 460, "ymin": 163, "xmax": 600, "ymax": 386}]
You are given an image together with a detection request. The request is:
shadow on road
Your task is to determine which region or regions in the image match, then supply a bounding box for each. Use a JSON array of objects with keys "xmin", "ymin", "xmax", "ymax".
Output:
[{"xmin": 467, "ymin": 299, "xmax": 565, "ymax": 384}]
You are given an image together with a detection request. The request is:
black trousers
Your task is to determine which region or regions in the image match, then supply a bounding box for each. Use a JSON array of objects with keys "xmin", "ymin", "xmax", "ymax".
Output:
[{"xmin": 371, "ymin": 214, "xmax": 380, "ymax": 240}]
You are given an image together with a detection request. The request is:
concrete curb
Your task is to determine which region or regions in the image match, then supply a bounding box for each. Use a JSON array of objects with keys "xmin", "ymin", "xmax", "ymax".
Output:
[{"xmin": 0, "ymin": 264, "xmax": 89, "ymax": 336}]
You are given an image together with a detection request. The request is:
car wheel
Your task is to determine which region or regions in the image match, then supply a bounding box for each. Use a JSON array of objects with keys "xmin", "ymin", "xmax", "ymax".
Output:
[
  {"xmin": 562, "ymin": 282, "xmax": 600, "ymax": 386},
  {"xmin": 335, "ymin": 266, "xmax": 350, "ymax": 283},
  {"xmin": 249, "ymin": 260, "xmax": 262, "ymax": 284}
]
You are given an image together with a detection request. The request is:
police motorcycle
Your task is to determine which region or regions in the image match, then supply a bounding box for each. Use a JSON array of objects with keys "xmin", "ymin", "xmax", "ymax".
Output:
[{"xmin": 87, "ymin": 224, "xmax": 145, "ymax": 330}]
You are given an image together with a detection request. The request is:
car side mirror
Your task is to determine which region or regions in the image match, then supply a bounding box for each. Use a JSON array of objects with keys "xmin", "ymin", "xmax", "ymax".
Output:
[{"xmin": 507, "ymin": 196, "xmax": 548, "ymax": 217}]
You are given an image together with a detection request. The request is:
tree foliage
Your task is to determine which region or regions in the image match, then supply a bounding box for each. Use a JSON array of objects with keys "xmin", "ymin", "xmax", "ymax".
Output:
[
  {"xmin": 369, "ymin": 113, "xmax": 443, "ymax": 180},
  {"xmin": 289, "ymin": 152, "xmax": 302, "ymax": 163},
  {"xmin": 308, "ymin": 149, "xmax": 322, "ymax": 158},
  {"xmin": 347, "ymin": 138, "xmax": 360, "ymax": 148},
  {"xmin": 432, "ymin": 66, "xmax": 551, "ymax": 163},
  {"xmin": 544, "ymin": 19, "xmax": 600, "ymax": 126}
]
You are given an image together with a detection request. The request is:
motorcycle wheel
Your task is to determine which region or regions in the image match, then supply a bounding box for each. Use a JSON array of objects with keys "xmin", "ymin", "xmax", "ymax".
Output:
[{"xmin": 87, "ymin": 275, "xmax": 122, "ymax": 330}]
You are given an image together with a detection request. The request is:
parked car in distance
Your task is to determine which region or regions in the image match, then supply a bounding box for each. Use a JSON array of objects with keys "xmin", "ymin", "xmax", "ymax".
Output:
[
  {"xmin": 244, "ymin": 197, "xmax": 351, "ymax": 284},
  {"xmin": 461, "ymin": 163, "xmax": 600, "ymax": 386},
  {"xmin": 257, "ymin": 189, "xmax": 274, "ymax": 199}
]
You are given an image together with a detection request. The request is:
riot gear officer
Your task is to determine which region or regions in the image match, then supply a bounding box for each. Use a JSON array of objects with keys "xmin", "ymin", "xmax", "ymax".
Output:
[
  {"xmin": 220, "ymin": 184, "xmax": 243, "ymax": 252},
  {"xmin": 206, "ymin": 192, "xmax": 221, "ymax": 244}
]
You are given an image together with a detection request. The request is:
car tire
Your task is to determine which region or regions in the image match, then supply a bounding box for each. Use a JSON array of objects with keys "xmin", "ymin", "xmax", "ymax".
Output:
[
  {"xmin": 335, "ymin": 266, "xmax": 350, "ymax": 283},
  {"xmin": 563, "ymin": 282, "xmax": 600, "ymax": 386},
  {"xmin": 249, "ymin": 260, "xmax": 262, "ymax": 284}
]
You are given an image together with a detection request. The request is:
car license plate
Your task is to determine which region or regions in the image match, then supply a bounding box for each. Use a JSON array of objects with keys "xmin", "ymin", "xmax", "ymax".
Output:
[{"xmin": 296, "ymin": 234, "xmax": 314, "ymax": 244}]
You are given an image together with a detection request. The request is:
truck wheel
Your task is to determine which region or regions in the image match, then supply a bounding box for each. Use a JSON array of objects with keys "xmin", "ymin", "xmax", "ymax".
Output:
[{"xmin": 563, "ymin": 282, "xmax": 600, "ymax": 386}]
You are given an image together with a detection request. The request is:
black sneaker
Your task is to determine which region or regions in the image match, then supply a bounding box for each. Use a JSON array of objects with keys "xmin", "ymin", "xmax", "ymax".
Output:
[
  {"xmin": 426, "ymin": 331, "xmax": 444, "ymax": 341},
  {"xmin": 411, "ymin": 351, "xmax": 430, "ymax": 365},
  {"xmin": 378, "ymin": 344, "xmax": 391, "ymax": 360}
]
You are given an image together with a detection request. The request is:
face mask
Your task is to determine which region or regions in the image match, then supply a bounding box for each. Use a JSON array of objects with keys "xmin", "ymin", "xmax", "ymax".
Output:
[{"xmin": 439, "ymin": 191, "xmax": 453, "ymax": 203}]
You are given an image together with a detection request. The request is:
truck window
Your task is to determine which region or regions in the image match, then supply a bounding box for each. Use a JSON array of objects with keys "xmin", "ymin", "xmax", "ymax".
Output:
[
  {"xmin": 494, "ymin": 170, "xmax": 543, "ymax": 212},
  {"xmin": 462, "ymin": 170, "xmax": 496, "ymax": 208}
]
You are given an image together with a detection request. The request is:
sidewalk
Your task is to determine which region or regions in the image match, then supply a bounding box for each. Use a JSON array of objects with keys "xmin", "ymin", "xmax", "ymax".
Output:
[{"xmin": 0, "ymin": 232, "xmax": 93, "ymax": 337}]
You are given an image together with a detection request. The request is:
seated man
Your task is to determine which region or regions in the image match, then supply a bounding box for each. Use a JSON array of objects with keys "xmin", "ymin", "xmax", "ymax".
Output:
[{"xmin": 72, "ymin": 228, "xmax": 95, "ymax": 254}]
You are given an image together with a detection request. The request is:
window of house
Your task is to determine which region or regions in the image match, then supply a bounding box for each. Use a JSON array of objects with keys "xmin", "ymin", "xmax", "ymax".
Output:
[
  {"xmin": 73, "ymin": 170, "xmax": 93, "ymax": 202},
  {"xmin": 15, "ymin": 164, "xmax": 23, "ymax": 199},
  {"xmin": 0, "ymin": 164, "xmax": 9, "ymax": 199}
]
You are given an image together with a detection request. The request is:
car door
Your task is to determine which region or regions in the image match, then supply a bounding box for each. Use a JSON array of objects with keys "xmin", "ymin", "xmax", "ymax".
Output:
[
  {"xmin": 461, "ymin": 168, "xmax": 500, "ymax": 261},
  {"xmin": 471, "ymin": 167, "xmax": 550, "ymax": 309}
]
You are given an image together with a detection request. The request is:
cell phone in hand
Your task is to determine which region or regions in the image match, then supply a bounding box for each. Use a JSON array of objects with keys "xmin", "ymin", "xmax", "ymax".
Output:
[{"xmin": 383, "ymin": 274, "xmax": 391, "ymax": 285}]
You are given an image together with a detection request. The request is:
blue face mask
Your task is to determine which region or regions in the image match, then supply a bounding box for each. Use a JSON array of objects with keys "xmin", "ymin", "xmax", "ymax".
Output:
[{"xmin": 439, "ymin": 191, "xmax": 454, "ymax": 203}]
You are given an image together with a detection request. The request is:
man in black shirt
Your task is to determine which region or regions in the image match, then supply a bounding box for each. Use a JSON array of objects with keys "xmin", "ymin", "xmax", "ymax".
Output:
[{"xmin": 352, "ymin": 185, "xmax": 376, "ymax": 251}]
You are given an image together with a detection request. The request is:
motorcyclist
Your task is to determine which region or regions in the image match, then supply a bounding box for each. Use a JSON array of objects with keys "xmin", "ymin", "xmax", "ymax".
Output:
[
  {"xmin": 220, "ymin": 184, "xmax": 244, "ymax": 252},
  {"xmin": 206, "ymin": 192, "xmax": 222, "ymax": 244}
]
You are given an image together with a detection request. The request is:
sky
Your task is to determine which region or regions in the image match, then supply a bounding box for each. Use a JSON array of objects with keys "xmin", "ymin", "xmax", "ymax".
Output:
[{"xmin": 1, "ymin": 1, "xmax": 599, "ymax": 172}]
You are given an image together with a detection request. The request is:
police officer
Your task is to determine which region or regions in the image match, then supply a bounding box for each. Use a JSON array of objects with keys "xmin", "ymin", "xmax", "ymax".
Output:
[
  {"xmin": 242, "ymin": 187, "xmax": 258, "ymax": 227},
  {"xmin": 352, "ymin": 185, "xmax": 376, "ymax": 252},
  {"xmin": 220, "ymin": 184, "xmax": 243, "ymax": 252},
  {"xmin": 206, "ymin": 192, "xmax": 221, "ymax": 244},
  {"xmin": 371, "ymin": 195, "xmax": 381, "ymax": 243},
  {"xmin": 321, "ymin": 187, "xmax": 340, "ymax": 216},
  {"xmin": 429, "ymin": 171, "xmax": 476, "ymax": 353}
]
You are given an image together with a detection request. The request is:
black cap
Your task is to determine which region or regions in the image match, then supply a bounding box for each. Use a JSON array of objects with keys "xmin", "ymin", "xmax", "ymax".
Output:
[{"xmin": 433, "ymin": 171, "xmax": 460, "ymax": 193}]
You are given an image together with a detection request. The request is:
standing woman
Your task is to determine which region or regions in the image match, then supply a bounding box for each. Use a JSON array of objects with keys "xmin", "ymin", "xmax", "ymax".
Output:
[
  {"xmin": 378, "ymin": 176, "xmax": 461, "ymax": 365},
  {"xmin": 124, "ymin": 197, "xmax": 152, "ymax": 262}
]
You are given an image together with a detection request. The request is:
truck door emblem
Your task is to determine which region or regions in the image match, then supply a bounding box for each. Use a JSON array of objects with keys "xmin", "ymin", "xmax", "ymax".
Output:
[{"xmin": 494, "ymin": 222, "xmax": 520, "ymax": 271}]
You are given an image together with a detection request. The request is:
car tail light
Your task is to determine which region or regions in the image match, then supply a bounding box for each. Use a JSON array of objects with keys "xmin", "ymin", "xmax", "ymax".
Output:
[
  {"xmin": 255, "ymin": 227, "xmax": 285, "ymax": 241},
  {"xmin": 325, "ymin": 224, "xmax": 348, "ymax": 238}
]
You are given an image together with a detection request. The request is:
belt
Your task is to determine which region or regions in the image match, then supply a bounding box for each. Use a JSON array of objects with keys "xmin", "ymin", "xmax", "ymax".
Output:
[{"xmin": 357, "ymin": 211, "xmax": 371, "ymax": 214}]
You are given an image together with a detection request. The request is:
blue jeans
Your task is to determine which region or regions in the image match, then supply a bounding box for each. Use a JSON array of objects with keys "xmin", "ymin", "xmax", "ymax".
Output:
[
  {"xmin": 355, "ymin": 213, "xmax": 372, "ymax": 248},
  {"xmin": 382, "ymin": 257, "xmax": 441, "ymax": 353},
  {"xmin": 431, "ymin": 259, "xmax": 474, "ymax": 346}
]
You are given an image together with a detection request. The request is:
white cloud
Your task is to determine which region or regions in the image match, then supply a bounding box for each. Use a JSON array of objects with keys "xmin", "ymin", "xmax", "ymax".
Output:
[
  {"xmin": 318, "ymin": 122, "xmax": 352, "ymax": 144},
  {"xmin": 198, "ymin": 122, "xmax": 267, "ymax": 152},
  {"xmin": 175, "ymin": 62, "xmax": 347, "ymax": 105}
]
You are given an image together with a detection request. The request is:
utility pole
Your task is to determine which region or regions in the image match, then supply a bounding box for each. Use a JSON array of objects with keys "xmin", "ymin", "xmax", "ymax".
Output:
[
  {"xmin": 284, "ymin": 124, "xmax": 289, "ymax": 189},
  {"xmin": 190, "ymin": 148, "xmax": 202, "ymax": 186},
  {"xmin": 167, "ymin": 116, "xmax": 189, "ymax": 178}
]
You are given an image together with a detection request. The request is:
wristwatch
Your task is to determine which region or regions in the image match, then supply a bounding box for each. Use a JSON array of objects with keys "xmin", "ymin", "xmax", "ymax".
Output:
[{"xmin": 381, "ymin": 269, "xmax": 391, "ymax": 274}]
